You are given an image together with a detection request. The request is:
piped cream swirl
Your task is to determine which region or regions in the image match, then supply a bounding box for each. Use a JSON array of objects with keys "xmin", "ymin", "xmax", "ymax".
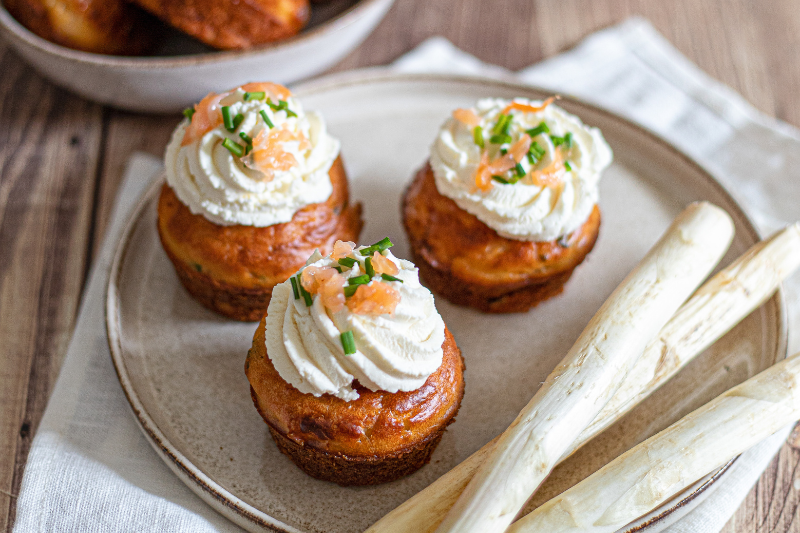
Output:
[
  {"xmin": 265, "ymin": 247, "xmax": 446, "ymax": 401},
  {"xmin": 430, "ymin": 98, "xmax": 612, "ymax": 241},
  {"xmin": 164, "ymin": 86, "xmax": 340, "ymax": 226}
]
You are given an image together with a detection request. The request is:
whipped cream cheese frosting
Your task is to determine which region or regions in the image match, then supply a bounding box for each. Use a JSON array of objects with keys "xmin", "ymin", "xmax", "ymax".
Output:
[
  {"xmin": 164, "ymin": 84, "xmax": 340, "ymax": 227},
  {"xmin": 430, "ymin": 97, "xmax": 613, "ymax": 241},
  {"xmin": 265, "ymin": 244, "xmax": 446, "ymax": 401}
]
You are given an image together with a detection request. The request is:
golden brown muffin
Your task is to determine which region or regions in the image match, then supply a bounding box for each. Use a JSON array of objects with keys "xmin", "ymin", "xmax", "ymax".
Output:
[
  {"xmin": 157, "ymin": 156, "xmax": 362, "ymax": 321},
  {"xmin": 245, "ymin": 318, "xmax": 465, "ymax": 486},
  {"xmin": 130, "ymin": 0, "xmax": 309, "ymax": 50},
  {"xmin": 5, "ymin": 0, "xmax": 154, "ymax": 54},
  {"xmin": 403, "ymin": 163, "xmax": 601, "ymax": 313}
]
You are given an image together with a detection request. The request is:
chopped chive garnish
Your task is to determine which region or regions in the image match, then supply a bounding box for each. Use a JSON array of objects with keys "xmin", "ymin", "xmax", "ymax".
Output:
[
  {"xmin": 259, "ymin": 110, "xmax": 274, "ymax": 129},
  {"xmin": 183, "ymin": 107, "xmax": 195, "ymax": 120},
  {"xmin": 239, "ymin": 132, "xmax": 253, "ymax": 145},
  {"xmin": 222, "ymin": 106, "xmax": 234, "ymax": 132},
  {"xmin": 492, "ymin": 175, "xmax": 509, "ymax": 184},
  {"xmin": 340, "ymin": 331, "xmax": 356, "ymax": 355},
  {"xmin": 473, "ymin": 126, "xmax": 484, "ymax": 148},
  {"xmin": 492, "ymin": 113, "xmax": 512, "ymax": 135},
  {"xmin": 490, "ymin": 134, "xmax": 512, "ymax": 145},
  {"xmin": 525, "ymin": 121, "xmax": 550, "ymax": 138},
  {"xmin": 500, "ymin": 148, "xmax": 508, "ymax": 155},
  {"xmin": 338, "ymin": 257, "xmax": 357, "ymax": 268},
  {"xmin": 267, "ymin": 98, "xmax": 297, "ymax": 117},
  {"xmin": 360, "ymin": 237, "xmax": 394, "ymax": 255},
  {"xmin": 290, "ymin": 276, "xmax": 300, "ymax": 300},
  {"xmin": 381, "ymin": 274, "xmax": 403, "ymax": 283},
  {"xmin": 232, "ymin": 113, "xmax": 244, "ymax": 130},
  {"xmin": 551, "ymin": 133, "xmax": 572, "ymax": 147},
  {"xmin": 515, "ymin": 162, "xmax": 526, "ymax": 177},
  {"xmin": 222, "ymin": 138, "xmax": 245, "ymax": 157},
  {"xmin": 364, "ymin": 257, "xmax": 375, "ymax": 277},
  {"xmin": 344, "ymin": 285, "xmax": 359, "ymax": 297},
  {"xmin": 244, "ymin": 91, "xmax": 265, "ymax": 101},
  {"xmin": 527, "ymin": 141, "xmax": 545, "ymax": 164},
  {"xmin": 348, "ymin": 274, "xmax": 370, "ymax": 286},
  {"xmin": 564, "ymin": 160, "xmax": 573, "ymax": 171},
  {"xmin": 298, "ymin": 279, "xmax": 313, "ymax": 306},
  {"xmin": 333, "ymin": 266, "xmax": 343, "ymax": 273}
]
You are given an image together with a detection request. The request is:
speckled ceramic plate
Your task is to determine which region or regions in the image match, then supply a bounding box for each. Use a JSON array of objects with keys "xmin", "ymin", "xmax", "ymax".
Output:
[{"xmin": 106, "ymin": 72, "xmax": 787, "ymax": 533}]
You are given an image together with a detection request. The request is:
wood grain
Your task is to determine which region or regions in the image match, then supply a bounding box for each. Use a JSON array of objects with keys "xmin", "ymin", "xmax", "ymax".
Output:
[{"xmin": 2, "ymin": 0, "xmax": 799, "ymax": 531}]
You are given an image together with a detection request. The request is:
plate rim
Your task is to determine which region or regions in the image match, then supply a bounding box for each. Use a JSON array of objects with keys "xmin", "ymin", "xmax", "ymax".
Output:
[
  {"xmin": 0, "ymin": 0, "xmax": 392, "ymax": 68},
  {"xmin": 105, "ymin": 70, "xmax": 789, "ymax": 533}
]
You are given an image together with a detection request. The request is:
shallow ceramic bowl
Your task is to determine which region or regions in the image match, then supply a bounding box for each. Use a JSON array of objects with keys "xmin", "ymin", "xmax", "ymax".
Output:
[{"xmin": 0, "ymin": 0, "xmax": 394, "ymax": 113}]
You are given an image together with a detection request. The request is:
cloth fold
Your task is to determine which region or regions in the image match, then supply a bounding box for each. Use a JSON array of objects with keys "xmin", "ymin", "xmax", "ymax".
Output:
[{"xmin": 14, "ymin": 17, "xmax": 800, "ymax": 533}]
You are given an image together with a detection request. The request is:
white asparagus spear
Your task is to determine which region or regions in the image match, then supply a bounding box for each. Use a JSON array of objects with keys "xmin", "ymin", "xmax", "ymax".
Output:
[
  {"xmin": 509, "ymin": 351, "xmax": 800, "ymax": 533},
  {"xmin": 366, "ymin": 223, "xmax": 800, "ymax": 533},
  {"xmin": 433, "ymin": 202, "xmax": 735, "ymax": 533},
  {"xmin": 581, "ymin": 222, "xmax": 800, "ymax": 442}
]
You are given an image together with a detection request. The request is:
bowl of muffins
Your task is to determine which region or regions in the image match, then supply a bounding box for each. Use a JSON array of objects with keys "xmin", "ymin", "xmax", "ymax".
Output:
[{"xmin": 0, "ymin": 0, "xmax": 395, "ymax": 112}]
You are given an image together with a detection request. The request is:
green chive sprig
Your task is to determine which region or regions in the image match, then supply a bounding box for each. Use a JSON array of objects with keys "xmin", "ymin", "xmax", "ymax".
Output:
[
  {"xmin": 344, "ymin": 285, "xmax": 359, "ymax": 297},
  {"xmin": 222, "ymin": 106, "xmax": 234, "ymax": 132},
  {"xmin": 515, "ymin": 162, "xmax": 526, "ymax": 178},
  {"xmin": 360, "ymin": 237, "xmax": 393, "ymax": 256},
  {"xmin": 340, "ymin": 331, "xmax": 356, "ymax": 355},
  {"xmin": 232, "ymin": 113, "xmax": 244, "ymax": 130},
  {"xmin": 490, "ymin": 133, "xmax": 512, "ymax": 145},
  {"xmin": 297, "ymin": 277, "xmax": 313, "ymax": 306},
  {"xmin": 290, "ymin": 277, "xmax": 300, "ymax": 300},
  {"xmin": 525, "ymin": 121, "xmax": 550, "ymax": 138},
  {"xmin": 381, "ymin": 274, "xmax": 403, "ymax": 283},
  {"xmin": 222, "ymin": 138, "xmax": 245, "ymax": 157},
  {"xmin": 338, "ymin": 257, "xmax": 357, "ymax": 268},
  {"xmin": 244, "ymin": 91, "xmax": 266, "ymax": 101},
  {"xmin": 183, "ymin": 107, "xmax": 195, "ymax": 121},
  {"xmin": 473, "ymin": 126, "xmax": 484, "ymax": 148},
  {"xmin": 364, "ymin": 257, "xmax": 375, "ymax": 277},
  {"xmin": 564, "ymin": 160, "xmax": 573, "ymax": 172},
  {"xmin": 492, "ymin": 113, "xmax": 513, "ymax": 135},
  {"xmin": 348, "ymin": 274, "xmax": 370, "ymax": 286},
  {"xmin": 267, "ymin": 98, "xmax": 297, "ymax": 117},
  {"xmin": 259, "ymin": 110, "xmax": 274, "ymax": 129}
]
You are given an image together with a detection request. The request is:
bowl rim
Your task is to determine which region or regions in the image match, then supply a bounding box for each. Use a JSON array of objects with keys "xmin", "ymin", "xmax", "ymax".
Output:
[{"xmin": 0, "ymin": 0, "xmax": 388, "ymax": 68}]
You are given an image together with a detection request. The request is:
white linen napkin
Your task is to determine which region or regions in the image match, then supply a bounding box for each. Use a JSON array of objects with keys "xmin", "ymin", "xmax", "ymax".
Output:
[{"xmin": 14, "ymin": 17, "xmax": 800, "ymax": 533}]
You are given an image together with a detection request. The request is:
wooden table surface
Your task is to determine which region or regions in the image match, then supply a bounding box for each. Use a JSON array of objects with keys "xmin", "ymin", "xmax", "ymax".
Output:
[{"xmin": 2, "ymin": 0, "xmax": 800, "ymax": 531}]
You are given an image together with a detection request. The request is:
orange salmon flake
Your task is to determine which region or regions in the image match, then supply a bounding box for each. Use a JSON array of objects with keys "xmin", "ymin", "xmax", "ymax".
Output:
[
  {"xmin": 474, "ymin": 151, "xmax": 493, "ymax": 192},
  {"xmin": 243, "ymin": 126, "xmax": 311, "ymax": 181},
  {"xmin": 501, "ymin": 96, "xmax": 559, "ymax": 116},
  {"xmin": 240, "ymin": 82, "xmax": 292, "ymax": 100},
  {"xmin": 331, "ymin": 240, "xmax": 356, "ymax": 260},
  {"xmin": 347, "ymin": 282, "xmax": 400, "ymax": 316},
  {"xmin": 370, "ymin": 252, "xmax": 399, "ymax": 276},
  {"xmin": 301, "ymin": 266, "xmax": 345, "ymax": 312},
  {"xmin": 452, "ymin": 108, "xmax": 481, "ymax": 126},
  {"xmin": 530, "ymin": 149, "xmax": 565, "ymax": 187},
  {"xmin": 509, "ymin": 134, "xmax": 532, "ymax": 163},
  {"xmin": 182, "ymin": 92, "xmax": 225, "ymax": 146}
]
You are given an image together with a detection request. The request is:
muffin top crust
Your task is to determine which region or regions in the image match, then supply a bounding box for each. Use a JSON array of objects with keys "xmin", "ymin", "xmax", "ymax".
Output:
[
  {"xmin": 430, "ymin": 97, "xmax": 612, "ymax": 242},
  {"xmin": 265, "ymin": 239, "xmax": 446, "ymax": 401},
  {"xmin": 165, "ymin": 82, "xmax": 340, "ymax": 227}
]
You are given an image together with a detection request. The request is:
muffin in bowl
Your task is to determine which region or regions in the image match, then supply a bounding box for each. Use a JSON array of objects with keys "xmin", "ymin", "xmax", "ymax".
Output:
[
  {"xmin": 245, "ymin": 239, "xmax": 465, "ymax": 485},
  {"xmin": 158, "ymin": 82, "xmax": 363, "ymax": 321},
  {"xmin": 403, "ymin": 97, "xmax": 612, "ymax": 313}
]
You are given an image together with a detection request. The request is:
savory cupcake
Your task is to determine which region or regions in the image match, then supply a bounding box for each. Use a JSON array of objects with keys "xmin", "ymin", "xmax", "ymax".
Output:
[
  {"xmin": 158, "ymin": 82, "xmax": 362, "ymax": 321},
  {"xmin": 245, "ymin": 239, "xmax": 465, "ymax": 485},
  {"xmin": 403, "ymin": 97, "xmax": 612, "ymax": 313}
]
